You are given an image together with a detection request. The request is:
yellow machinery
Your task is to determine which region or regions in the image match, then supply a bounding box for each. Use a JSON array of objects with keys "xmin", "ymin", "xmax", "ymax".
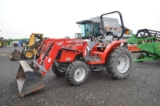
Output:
[
  {"xmin": 10, "ymin": 33, "xmax": 43, "ymax": 60},
  {"xmin": 0, "ymin": 37, "xmax": 8, "ymax": 48}
]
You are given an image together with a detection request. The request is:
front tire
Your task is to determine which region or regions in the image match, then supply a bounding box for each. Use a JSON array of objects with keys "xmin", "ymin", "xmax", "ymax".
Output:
[
  {"xmin": 66, "ymin": 61, "xmax": 89, "ymax": 86},
  {"xmin": 106, "ymin": 47, "xmax": 132, "ymax": 79},
  {"xmin": 23, "ymin": 49, "xmax": 34, "ymax": 59}
]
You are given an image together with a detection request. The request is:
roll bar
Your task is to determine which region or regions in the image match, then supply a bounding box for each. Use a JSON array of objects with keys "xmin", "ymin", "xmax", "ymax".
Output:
[{"xmin": 100, "ymin": 11, "xmax": 125, "ymax": 40}]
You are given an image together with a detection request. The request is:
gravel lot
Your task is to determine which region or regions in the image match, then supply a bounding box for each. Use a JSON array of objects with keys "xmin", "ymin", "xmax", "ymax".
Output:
[{"xmin": 0, "ymin": 46, "xmax": 160, "ymax": 106}]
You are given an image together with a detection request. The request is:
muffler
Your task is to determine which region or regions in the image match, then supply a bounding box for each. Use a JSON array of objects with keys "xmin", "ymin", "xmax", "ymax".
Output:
[
  {"xmin": 10, "ymin": 49, "xmax": 21, "ymax": 60},
  {"xmin": 16, "ymin": 61, "xmax": 45, "ymax": 97}
]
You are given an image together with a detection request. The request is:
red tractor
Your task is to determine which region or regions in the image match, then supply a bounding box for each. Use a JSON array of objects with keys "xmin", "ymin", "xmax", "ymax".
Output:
[{"xmin": 16, "ymin": 11, "xmax": 132, "ymax": 97}]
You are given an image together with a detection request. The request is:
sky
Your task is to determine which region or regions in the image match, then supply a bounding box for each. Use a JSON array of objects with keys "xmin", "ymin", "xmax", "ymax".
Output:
[{"xmin": 0, "ymin": 0, "xmax": 160, "ymax": 39}]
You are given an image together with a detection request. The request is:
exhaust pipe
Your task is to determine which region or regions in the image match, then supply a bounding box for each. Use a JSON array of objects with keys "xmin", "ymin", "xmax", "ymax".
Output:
[{"xmin": 16, "ymin": 61, "xmax": 45, "ymax": 97}]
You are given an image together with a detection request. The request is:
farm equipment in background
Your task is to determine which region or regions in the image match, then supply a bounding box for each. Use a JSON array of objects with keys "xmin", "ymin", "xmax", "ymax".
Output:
[
  {"xmin": 127, "ymin": 29, "xmax": 160, "ymax": 62},
  {"xmin": 8, "ymin": 38, "xmax": 29, "ymax": 47},
  {"xmin": 16, "ymin": 11, "xmax": 132, "ymax": 97},
  {"xmin": 0, "ymin": 37, "xmax": 29, "ymax": 48},
  {"xmin": 10, "ymin": 33, "xmax": 44, "ymax": 60},
  {"xmin": 0, "ymin": 37, "xmax": 8, "ymax": 48},
  {"xmin": 76, "ymin": 15, "xmax": 133, "ymax": 39}
]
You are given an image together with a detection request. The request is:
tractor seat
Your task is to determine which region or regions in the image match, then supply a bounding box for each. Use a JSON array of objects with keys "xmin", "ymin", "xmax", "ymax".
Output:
[{"xmin": 102, "ymin": 35, "xmax": 113, "ymax": 45}]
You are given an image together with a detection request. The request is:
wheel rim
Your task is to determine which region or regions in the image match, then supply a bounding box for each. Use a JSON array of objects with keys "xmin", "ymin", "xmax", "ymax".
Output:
[
  {"xmin": 117, "ymin": 54, "xmax": 130, "ymax": 73},
  {"xmin": 25, "ymin": 51, "xmax": 33, "ymax": 58},
  {"xmin": 74, "ymin": 67, "xmax": 86, "ymax": 82}
]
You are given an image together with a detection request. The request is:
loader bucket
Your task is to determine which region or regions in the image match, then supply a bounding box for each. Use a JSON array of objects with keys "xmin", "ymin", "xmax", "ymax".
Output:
[
  {"xmin": 16, "ymin": 61, "xmax": 45, "ymax": 97},
  {"xmin": 10, "ymin": 49, "xmax": 21, "ymax": 60}
]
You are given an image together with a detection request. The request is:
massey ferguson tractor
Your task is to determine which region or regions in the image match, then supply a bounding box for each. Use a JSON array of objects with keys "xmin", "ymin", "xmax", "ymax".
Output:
[{"xmin": 16, "ymin": 11, "xmax": 132, "ymax": 97}]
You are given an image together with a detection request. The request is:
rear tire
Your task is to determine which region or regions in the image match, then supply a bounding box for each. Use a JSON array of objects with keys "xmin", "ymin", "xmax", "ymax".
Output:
[
  {"xmin": 23, "ymin": 49, "xmax": 34, "ymax": 59},
  {"xmin": 66, "ymin": 61, "xmax": 89, "ymax": 86},
  {"xmin": 0, "ymin": 39, "xmax": 4, "ymax": 48},
  {"xmin": 106, "ymin": 47, "xmax": 132, "ymax": 79},
  {"xmin": 52, "ymin": 64, "xmax": 65, "ymax": 77}
]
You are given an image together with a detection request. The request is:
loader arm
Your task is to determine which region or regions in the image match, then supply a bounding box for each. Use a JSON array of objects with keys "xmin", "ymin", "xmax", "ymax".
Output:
[{"xmin": 36, "ymin": 39, "xmax": 87, "ymax": 76}]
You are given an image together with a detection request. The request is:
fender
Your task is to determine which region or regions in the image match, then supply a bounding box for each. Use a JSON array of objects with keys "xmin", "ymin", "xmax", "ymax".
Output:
[{"xmin": 101, "ymin": 40, "xmax": 127, "ymax": 63}]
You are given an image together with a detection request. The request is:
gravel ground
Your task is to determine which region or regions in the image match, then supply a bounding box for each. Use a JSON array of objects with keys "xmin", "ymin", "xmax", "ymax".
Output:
[{"xmin": 0, "ymin": 46, "xmax": 160, "ymax": 106}]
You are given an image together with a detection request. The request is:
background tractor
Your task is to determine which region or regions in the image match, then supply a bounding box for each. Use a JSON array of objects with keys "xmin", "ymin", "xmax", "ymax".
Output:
[
  {"xmin": 10, "ymin": 33, "xmax": 44, "ymax": 60},
  {"xmin": 0, "ymin": 37, "xmax": 29, "ymax": 48},
  {"xmin": 16, "ymin": 11, "xmax": 132, "ymax": 97},
  {"xmin": 127, "ymin": 29, "xmax": 160, "ymax": 62},
  {"xmin": 8, "ymin": 38, "xmax": 29, "ymax": 47},
  {"xmin": 0, "ymin": 37, "xmax": 8, "ymax": 48}
]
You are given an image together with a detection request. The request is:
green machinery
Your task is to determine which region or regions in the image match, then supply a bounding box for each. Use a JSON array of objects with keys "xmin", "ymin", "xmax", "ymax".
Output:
[
  {"xmin": 0, "ymin": 37, "xmax": 29, "ymax": 47},
  {"xmin": 127, "ymin": 29, "xmax": 160, "ymax": 62},
  {"xmin": 7, "ymin": 38, "xmax": 29, "ymax": 47}
]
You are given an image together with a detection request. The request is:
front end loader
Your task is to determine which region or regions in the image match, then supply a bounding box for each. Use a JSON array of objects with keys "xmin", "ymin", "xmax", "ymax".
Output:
[
  {"xmin": 10, "ymin": 33, "xmax": 43, "ymax": 60},
  {"xmin": 16, "ymin": 38, "xmax": 86, "ymax": 97},
  {"xmin": 16, "ymin": 11, "xmax": 132, "ymax": 97}
]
